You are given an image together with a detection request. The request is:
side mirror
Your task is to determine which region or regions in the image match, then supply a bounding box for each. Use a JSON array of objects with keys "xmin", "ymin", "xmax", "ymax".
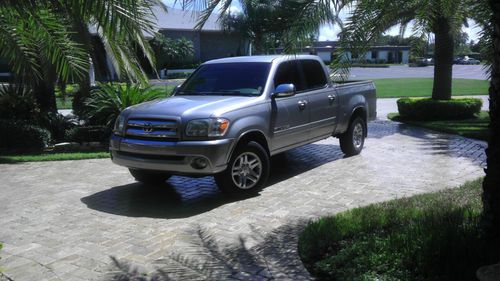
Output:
[
  {"xmin": 171, "ymin": 84, "xmax": 181, "ymax": 95},
  {"xmin": 272, "ymin": 84, "xmax": 296, "ymax": 98}
]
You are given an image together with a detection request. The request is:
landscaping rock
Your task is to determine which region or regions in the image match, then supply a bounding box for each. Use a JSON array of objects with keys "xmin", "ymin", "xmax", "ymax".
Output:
[{"xmin": 477, "ymin": 263, "xmax": 500, "ymax": 281}]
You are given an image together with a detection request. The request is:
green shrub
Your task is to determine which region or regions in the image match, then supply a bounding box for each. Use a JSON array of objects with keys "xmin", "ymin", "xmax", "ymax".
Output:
[
  {"xmin": 65, "ymin": 125, "xmax": 110, "ymax": 143},
  {"xmin": 0, "ymin": 86, "xmax": 73, "ymax": 141},
  {"xmin": 397, "ymin": 98, "xmax": 482, "ymax": 120},
  {"xmin": 0, "ymin": 85, "xmax": 40, "ymax": 121},
  {"xmin": 0, "ymin": 119, "xmax": 51, "ymax": 152},
  {"xmin": 84, "ymin": 83, "xmax": 168, "ymax": 128}
]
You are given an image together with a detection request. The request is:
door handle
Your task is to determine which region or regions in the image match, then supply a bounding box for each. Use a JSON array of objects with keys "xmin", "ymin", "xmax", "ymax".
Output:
[
  {"xmin": 328, "ymin": 95, "xmax": 336, "ymax": 103},
  {"xmin": 298, "ymin": 100, "xmax": 307, "ymax": 110}
]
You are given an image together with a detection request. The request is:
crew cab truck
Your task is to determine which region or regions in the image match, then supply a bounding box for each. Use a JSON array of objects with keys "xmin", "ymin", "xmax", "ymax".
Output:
[{"xmin": 110, "ymin": 55, "xmax": 376, "ymax": 194}]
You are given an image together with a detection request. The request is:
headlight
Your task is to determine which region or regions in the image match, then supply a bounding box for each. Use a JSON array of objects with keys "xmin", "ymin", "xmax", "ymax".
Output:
[
  {"xmin": 186, "ymin": 118, "xmax": 230, "ymax": 137},
  {"xmin": 114, "ymin": 114, "xmax": 126, "ymax": 135}
]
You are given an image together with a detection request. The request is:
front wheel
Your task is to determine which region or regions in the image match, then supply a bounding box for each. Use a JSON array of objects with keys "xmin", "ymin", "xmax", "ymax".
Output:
[
  {"xmin": 129, "ymin": 169, "xmax": 171, "ymax": 185},
  {"xmin": 339, "ymin": 117, "xmax": 366, "ymax": 156},
  {"xmin": 215, "ymin": 141, "xmax": 270, "ymax": 195}
]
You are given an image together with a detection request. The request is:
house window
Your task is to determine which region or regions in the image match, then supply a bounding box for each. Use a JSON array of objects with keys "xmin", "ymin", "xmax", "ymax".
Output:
[{"xmin": 371, "ymin": 51, "xmax": 378, "ymax": 59}]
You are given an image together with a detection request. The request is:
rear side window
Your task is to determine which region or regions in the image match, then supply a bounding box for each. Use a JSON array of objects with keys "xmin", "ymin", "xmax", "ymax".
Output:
[
  {"xmin": 274, "ymin": 61, "xmax": 305, "ymax": 92},
  {"xmin": 301, "ymin": 60, "xmax": 327, "ymax": 90}
]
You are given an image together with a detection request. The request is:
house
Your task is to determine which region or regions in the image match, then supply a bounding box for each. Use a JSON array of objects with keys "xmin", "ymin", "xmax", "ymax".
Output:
[
  {"xmin": 153, "ymin": 6, "xmax": 249, "ymax": 62},
  {"xmin": 274, "ymin": 41, "xmax": 411, "ymax": 64},
  {"xmin": 89, "ymin": 6, "xmax": 248, "ymax": 81}
]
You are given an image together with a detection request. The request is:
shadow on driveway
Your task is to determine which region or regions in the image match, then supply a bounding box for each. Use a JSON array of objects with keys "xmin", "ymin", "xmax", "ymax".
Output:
[{"xmin": 80, "ymin": 143, "xmax": 346, "ymax": 219}]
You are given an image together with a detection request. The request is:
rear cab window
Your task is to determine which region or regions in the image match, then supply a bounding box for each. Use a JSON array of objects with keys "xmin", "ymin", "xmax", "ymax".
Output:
[
  {"xmin": 273, "ymin": 59, "xmax": 328, "ymax": 94},
  {"xmin": 300, "ymin": 59, "xmax": 328, "ymax": 90}
]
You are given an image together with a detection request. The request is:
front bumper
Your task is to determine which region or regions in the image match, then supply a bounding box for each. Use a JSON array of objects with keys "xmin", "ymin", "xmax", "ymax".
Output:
[{"xmin": 110, "ymin": 135, "xmax": 235, "ymax": 175}]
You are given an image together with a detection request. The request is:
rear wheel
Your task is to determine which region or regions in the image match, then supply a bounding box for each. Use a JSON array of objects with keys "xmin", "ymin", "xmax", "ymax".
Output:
[
  {"xmin": 339, "ymin": 117, "xmax": 366, "ymax": 156},
  {"xmin": 215, "ymin": 141, "xmax": 270, "ymax": 195},
  {"xmin": 129, "ymin": 169, "xmax": 171, "ymax": 185}
]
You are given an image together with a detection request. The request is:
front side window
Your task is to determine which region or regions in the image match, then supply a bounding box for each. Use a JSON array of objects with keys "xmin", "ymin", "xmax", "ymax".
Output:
[
  {"xmin": 178, "ymin": 62, "xmax": 271, "ymax": 96},
  {"xmin": 274, "ymin": 61, "xmax": 305, "ymax": 92}
]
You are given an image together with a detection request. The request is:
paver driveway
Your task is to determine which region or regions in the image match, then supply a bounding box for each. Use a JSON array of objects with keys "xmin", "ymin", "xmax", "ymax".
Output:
[{"xmin": 0, "ymin": 121, "xmax": 487, "ymax": 281}]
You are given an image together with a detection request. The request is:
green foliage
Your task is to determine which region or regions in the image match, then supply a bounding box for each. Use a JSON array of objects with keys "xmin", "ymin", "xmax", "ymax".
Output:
[
  {"xmin": 84, "ymin": 83, "xmax": 169, "ymax": 128},
  {"xmin": 0, "ymin": 119, "xmax": 51, "ymax": 152},
  {"xmin": 299, "ymin": 179, "xmax": 500, "ymax": 281},
  {"xmin": 0, "ymin": 85, "xmax": 73, "ymax": 141},
  {"xmin": 389, "ymin": 111, "xmax": 490, "ymax": 141},
  {"xmin": 0, "ymin": 85, "xmax": 39, "ymax": 121},
  {"xmin": 65, "ymin": 126, "xmax": 110, "ymax": 144},
  {"xmin": 151, "ymin": 35, "xmax": 195, "ymax": 69},
  {"xmin": 397, "ymin": 97, "xmax": 482, "ymax": 120}
]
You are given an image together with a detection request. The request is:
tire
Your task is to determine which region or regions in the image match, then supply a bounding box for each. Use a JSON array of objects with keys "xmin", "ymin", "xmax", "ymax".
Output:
[
  {"xmin": 129, "ymin": 169, "xmax": 171, "ymax": 185},
  {"xmin": 215, "ymin": 141, "xmax": 270, "ymax": 195},
  {"xmin": 339, "ymin": 117, "xmax": 366, "ymax": 156}
]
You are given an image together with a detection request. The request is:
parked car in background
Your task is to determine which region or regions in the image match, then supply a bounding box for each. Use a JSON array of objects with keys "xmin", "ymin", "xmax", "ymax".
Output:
[
  {"xmin": 455, "ymin": 56, "xmax": 481, "ymax": 65},
  {"xmin": 110, "ymin": 55, "xmax": 377, "ymax": 195}
]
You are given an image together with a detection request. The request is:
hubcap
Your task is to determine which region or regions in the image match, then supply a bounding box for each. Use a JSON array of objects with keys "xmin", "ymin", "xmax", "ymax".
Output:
[
  {"xmin": 353, "ymin": 123, "xmax": 364, "ymax": 149},
  {"xmin": 231, "ymin": 152, "xmax": 262, "ymax": 190}
]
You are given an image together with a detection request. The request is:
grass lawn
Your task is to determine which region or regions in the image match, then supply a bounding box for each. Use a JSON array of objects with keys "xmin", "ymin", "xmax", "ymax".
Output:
[
  {"xmin": 299, "ymin": 178, "xmax": 500, "ymax": 281},
  {"xmin": 373, "ymin": 78, "xmax": 489, "ymax": 98},
  {"xmin": 0, "ymin": 151, "xmax": 110, "ymax": 163},
  {"xmin": 389, "ymin": 111, "xmax": 490, "ymax": 141}
]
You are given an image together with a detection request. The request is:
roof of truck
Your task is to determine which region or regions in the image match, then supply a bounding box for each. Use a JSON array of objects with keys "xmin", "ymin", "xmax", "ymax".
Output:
[{"xmin": 203, "ymin": 55, "xmax": 322, "ymax": 64}]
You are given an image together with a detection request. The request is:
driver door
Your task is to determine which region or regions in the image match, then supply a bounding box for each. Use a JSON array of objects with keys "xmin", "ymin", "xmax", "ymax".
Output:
[{"xmin": 270, "ymin": 60, "xmax": 311, "ymax": 152}]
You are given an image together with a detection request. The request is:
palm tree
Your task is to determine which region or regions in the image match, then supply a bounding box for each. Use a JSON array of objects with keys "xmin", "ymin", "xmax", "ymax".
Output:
[
  {"xmin": 221, "ymin": 0, "xmax": 282, "ymax": 54},
  {"xmin": 190, "ymin": 0, "xmax": 342, "ymax": 54},
  {"xmin": 338, "ymin": 0, "xmax": 474, "ymax": 100},
  {"xmin": 481, "ymin": 0, "xmax": 500, "ymax": 236},
  {"xmin": 0, "ymin": 0, "xmax": 163, "ymax": 113}
]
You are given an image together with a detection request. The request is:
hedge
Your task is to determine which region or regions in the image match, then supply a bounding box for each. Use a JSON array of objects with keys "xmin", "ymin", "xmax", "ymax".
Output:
[
  {"xmin": 65, "ymin": 125, "xmax": 111, "ymax": 144},
  {"xmin": 397, "ymin": 98, "xmax": 483, "ymax": 120},
  {"xmin": 0, "ymin": 119, "xmax": 51, "ymax": 152}
]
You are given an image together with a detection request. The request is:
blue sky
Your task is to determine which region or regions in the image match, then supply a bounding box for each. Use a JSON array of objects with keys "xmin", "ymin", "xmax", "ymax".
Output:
[{"xmin": 162, "ymin": 0, "xmax": 482, "ymax": 43}]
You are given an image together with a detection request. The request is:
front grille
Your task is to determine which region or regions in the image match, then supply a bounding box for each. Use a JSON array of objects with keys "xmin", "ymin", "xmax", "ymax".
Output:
[{"xmin": 125, "ymin": 118, "xmax": 178, "ymax": 141}]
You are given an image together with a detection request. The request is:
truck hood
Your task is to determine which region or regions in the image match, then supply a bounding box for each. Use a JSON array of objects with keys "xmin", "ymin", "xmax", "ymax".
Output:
[{"xmin": 126, "ymin": 95, "xmax": 259, "ymax": 119}]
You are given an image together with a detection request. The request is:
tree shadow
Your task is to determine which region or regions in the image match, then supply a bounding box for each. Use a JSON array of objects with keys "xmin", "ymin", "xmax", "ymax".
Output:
[{"xmin": 103, "ymin": 221, "xmax": 311, "ymax": 280}]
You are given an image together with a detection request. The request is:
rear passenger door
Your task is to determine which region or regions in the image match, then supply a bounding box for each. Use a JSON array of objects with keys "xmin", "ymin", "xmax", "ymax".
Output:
[
  {"xmin": 270, "ymin": 60, "xmax": 311, "ymax": 151},
  {"xmin": 300, "ymin": 59, "xmax": 338, "ymax": 139}
]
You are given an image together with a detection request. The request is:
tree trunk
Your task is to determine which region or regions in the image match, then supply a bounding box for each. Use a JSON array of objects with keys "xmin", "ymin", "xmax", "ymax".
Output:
[
  {"xmin": 254, "ymin": 32, "xmax": 264, "ymax": 55},
  {"xmin": 70, "ymin": 19, "xmax": 92, "ymax": 119},
  {"xmin": 432, "ymin": 16, "xmax": 454, "ymax": 100},
  {"xmin": 33, "ymin": 66, "xmax": 57, "ymax": 113},
  {"xmin": 482, "ymin": 0, "xmax": 500, "ymax": 237}
]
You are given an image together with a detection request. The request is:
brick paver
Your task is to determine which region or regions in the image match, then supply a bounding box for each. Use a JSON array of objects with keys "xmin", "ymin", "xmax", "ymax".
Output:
[{"xmin": 0, "ymin": 121, "xmax": 486, "ymax": 280}]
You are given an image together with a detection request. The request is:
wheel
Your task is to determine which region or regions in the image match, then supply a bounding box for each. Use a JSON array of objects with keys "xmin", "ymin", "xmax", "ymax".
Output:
[
  {"xmin": 339, "ymin": 117, "xmax": 366, "ymax": 156},
  {"xmin": 215, "ymin": 141, "xmax": 270, "ymax": 195},
  {"xmin": 129, "ymin": 169, "xmax": 171, "ymax": 185}
]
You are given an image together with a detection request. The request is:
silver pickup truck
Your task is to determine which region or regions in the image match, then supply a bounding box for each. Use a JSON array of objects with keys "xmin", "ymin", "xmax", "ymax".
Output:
[{"xmin": 110, "ymin": 55, "xmax": 376, "ymax": 194}]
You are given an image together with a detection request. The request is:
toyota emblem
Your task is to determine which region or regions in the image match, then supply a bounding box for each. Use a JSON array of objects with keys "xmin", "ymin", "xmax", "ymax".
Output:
[{"xmin": 143, "ymin": 122, "xmax": 154, "ymax": 133}]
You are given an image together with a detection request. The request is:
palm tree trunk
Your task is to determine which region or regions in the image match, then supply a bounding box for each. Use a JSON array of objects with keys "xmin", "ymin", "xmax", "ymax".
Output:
[
  {"xmin": 432, "ymin": 16, "xmax": 454, "ymax": 100},
  {"xmin": 482, "ymin": 0, "xmax": 500, "ymax": 237},
  {"xmin": 33, "ymin": 65, "xmax": 58, "ymax": 113},
  {"xmin": 71, "ymin": 19, "xmax": 92, "ymax": 119}
]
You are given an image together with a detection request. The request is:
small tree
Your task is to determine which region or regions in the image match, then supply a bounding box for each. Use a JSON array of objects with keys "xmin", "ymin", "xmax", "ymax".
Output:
[{"xmin": 150, "ymin": 35, "xmax": 195, "ymax": 71}]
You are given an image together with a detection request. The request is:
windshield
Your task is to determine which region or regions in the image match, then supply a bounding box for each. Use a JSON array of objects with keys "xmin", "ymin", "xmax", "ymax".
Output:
[{"xmin": 177, "ymin": 62, "xmax": 271, "ymax": 96}]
